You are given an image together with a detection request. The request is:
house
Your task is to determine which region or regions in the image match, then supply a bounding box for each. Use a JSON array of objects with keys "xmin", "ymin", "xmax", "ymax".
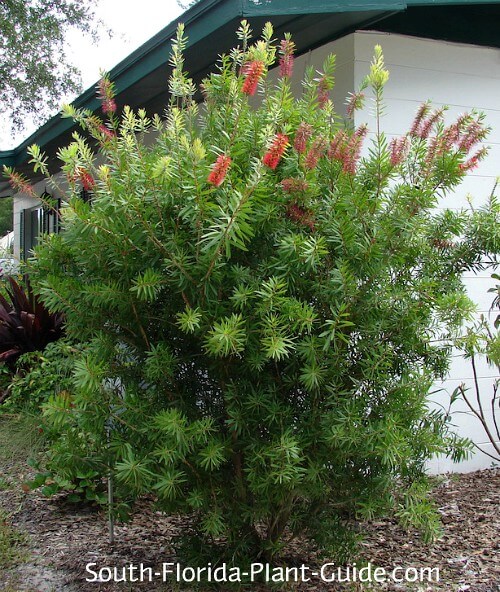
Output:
[{"xmin": 0, "ymin": 0, "xmax": 499, "ymax": 471}]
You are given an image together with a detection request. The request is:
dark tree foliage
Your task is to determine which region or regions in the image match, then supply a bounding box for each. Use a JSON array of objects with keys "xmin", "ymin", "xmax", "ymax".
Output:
[
  {"xmin": 0, "ymin": 198, "xmax": 13, "ymax": 237},
  {"xmin": 0, "ymin": 0, "xmax": 105, "ymax": 134}
]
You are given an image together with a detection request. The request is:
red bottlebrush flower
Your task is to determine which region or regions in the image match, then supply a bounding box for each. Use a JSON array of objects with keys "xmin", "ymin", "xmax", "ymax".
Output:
[
  {"xmin": 286, "ymin": 202, "xmax": 315, "ymax": 231},
  {"xmin": 102, "ymin": 99, "xmax": 117, "ymax": 115},
  {"xmin": 242, "ymin": 60, "xmax": 265, "ymax": 96},
  {"xmin": 263, "ymin": 134, "xmax": 289, "ymax": 170},
  {"xmin": 281, "ymin": 178, "xmax": 309, "ymax": 194},
  {"xmin": 294, "ymin": 123, "xmax": 313, "ymax": 154},
  {"xmin": 425, "ymin": 137, "xmax": 438, "ymax": 168},
  {"xmin": 458, "ymin": 121, "xmax": 485, "ymax": 153},
  {"xmin": 304, "ymin": 137, "xmax": 327, "ymax": 170},
  {"xmin": 342, "ymin": 125, "xmax": 368, "ymax": 174},
  {"xmin": 279, "ymin": 38, "xmax": 295, "ymax": 78},
  {"xmin": 328, "ymin": 130, "xmax": 348, "ymax": 161},
  {"xmin": 458, "ymin": 146, "xmax": 488, "ymax": 173},
  {"xmin": 79, "ymin": 169, "xmax": 95, "ymax": 191},
  {"xmin": 410, "ymin": 102, "xmax": 431, "ymax": 137},
  {"xmin": 99, "ymin": 124, "xmax": 116, "ymax": 141},
  {"xmin": 317, "ymin": 77, "xmax": 330, "ymax": 109},
  {"xmin": 7, "ymin": 170, "xmax": 36, "ymax": 198},
  {"xmin": 426, "ymin": 123, "xmax": 461, "ymax": 169},
  {"xmin": 98, "ymin": 77, "xmax": 110, "ymax": 96},
  {"xmin": 97, "ymin": 76, "xmax": 117, "ymax": 115},
  {"xmin": 207, "ymin": 154, "xmax": 232, "ymax": 187},
  {"xmin": 345, "ymin": 92, "xmax": 365, "ymax": 118},
  {"xmin": 389, "ymin": 136, "xmax": 409, "ymax": 167},
  {"xmin": 417, "ymin": 108, "xmax": 444, "ymax": 140},
  {"xmin": 441, "ymin": 123, "xmax": 460, "ymax": 151}
]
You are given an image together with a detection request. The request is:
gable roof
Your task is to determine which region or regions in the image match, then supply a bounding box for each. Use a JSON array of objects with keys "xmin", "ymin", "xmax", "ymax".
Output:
[{"xmin": 2, "ymin": 0, "xmax": 500, "ymax": 195}]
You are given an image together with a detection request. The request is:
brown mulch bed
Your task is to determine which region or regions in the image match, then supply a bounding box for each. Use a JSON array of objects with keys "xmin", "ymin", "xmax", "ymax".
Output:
[{"xmin": 0, "ymin": 457, "xmax": 498, "ymax": 591}]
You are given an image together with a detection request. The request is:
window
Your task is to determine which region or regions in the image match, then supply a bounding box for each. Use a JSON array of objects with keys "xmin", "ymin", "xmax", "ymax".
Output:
[{"xmin": 19, "ymin": 193, "xmax": 61, "ymax": 260}]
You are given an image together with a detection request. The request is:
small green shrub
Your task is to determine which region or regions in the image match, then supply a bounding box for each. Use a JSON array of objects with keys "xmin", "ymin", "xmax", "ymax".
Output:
[{"xmin": 5, "ymin": 340, "xmax": 77, "ymax": 413}]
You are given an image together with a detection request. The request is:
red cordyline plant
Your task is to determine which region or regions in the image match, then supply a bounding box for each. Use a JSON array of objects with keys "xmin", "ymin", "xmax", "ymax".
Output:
[
  {"xmin": 0, "ymin": 276, "xmax": 64, "ymax": 375},
  {"xmin": 17, "ymin": 21, "xmax": 498, "ymax": 570}
]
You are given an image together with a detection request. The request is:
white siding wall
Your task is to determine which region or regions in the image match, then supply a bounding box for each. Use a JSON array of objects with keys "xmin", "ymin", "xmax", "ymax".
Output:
[
  {"xmin": 274, "ymin": 31, "xmax": 499, "ymax": 472},
  {"xmin": 352, "ymin": 32, "xmax": 499, "ymax": 472},
  {"xmin": 267, "ymin": 32, "xmax": 499, "ymax": 471}
]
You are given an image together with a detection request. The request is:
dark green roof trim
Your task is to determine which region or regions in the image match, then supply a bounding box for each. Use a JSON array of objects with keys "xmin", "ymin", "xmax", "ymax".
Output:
[{"xmin": 240, "ymin": 0, "xmax": 406, "ymax": 15}]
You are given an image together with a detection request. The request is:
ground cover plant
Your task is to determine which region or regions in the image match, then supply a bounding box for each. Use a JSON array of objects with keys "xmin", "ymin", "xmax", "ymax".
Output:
[{"xmin": 6, "ymin": 21, "xmax": 499, "ymax": 568}]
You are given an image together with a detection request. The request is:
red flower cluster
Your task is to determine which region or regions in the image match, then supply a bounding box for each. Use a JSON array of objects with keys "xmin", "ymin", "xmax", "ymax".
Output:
[
  {"xmin": 345, "ymin": 92, "xmax": 365, "ymax": 118},
  {"xmin": 294, "ymin": 123, "xmax": 312, "ymax": 154},
  {"xmin": 459, "ymin": 146, "xmax": 488, "ymax": 173},
  {"xmin": 343, "ymin": 125, "xmax": 368, "ymax": 174},
  {"xmin": 419, "ymin": 112, "xmax": 488, "ymax": 174},
  {"xmin": 327, "ymin": 130, "xmax": 348, "ymax": 161},
  {"xmin": 285, "ymin": 203, "xmax": 315, "ymax": 231},
  {"xmin": 409, "ymin": 103, "xmax": 431, "ymax": 137},
  {"xmin": 263, "ymin": 134, "xmax": 289, "ymax": 170},
  {"xmin": 317, "ymin": 77, "xmax": 330, "ymax": 109},
  {"xmin": 207, "ymin": 154, "xmax": 232, "ymax": 187},
  {"xmin": 304, "ymin": 137, "xmax": 327, "ymax": 170},
  {"xmin": 458, "ymin": 120, "xmax": 486, "ymax": 152},
  {"xmin": 79, "ymin": 169, "xmax": 96, "ymax": 191},
  {"xmin": 7, "ymin": 170, "xmax": 36, "ymax": 198},
  {"xmin": 425, "ymin": 123, "xmax": 458, "ymax": 167},
  {"xmin": 99, "ymin": 124, "xmax": 116, "ymax": 141},
  {"xmin": 418, "ymin": 108, "xmax": 444, "ymax": 140},
  {"xmin": 279, "ymin": 38, "xmax": 295, "ymax": 78},
  {"xmin": 98, "ymin": 77, "xmax": 117, "ymax": 115},
  {"xmin": 328, "ymin": 126, "xmax": 367, "ymax": 175},
  {"xmin": 280, "ymin": 178, "xmax": 309, "ymax": 194},
  {"xmin": 102, "ymin": 98, "xmax": 117, "ymax": 116},
  {"xmin": 242, "ymin": 60, "xmax": 265, "ymax": 96},
  {"xmin": 389, "ymin": 137, "xmax": 409, "ymax": 167}
]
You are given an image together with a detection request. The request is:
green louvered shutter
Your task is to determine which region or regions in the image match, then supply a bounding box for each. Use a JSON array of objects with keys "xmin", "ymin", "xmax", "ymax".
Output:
[{"xmin": 19, "ymin": 209, "xmax": 25, "ymax": 260}]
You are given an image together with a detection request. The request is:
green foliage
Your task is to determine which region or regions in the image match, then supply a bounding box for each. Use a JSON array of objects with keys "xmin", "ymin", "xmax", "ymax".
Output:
[
  {"xmin": 4, "ymin": 341, "xmax": 77, "ymax": 413},
  {"xmin": 0, "ymin": 198, "xmax": 13, "ymax": 238},
  {"xmin": 0, "ymin": 0, "xmax": 106, "ymax": 134},
  {"xmin": 24, "ymin": 22, "xmax": 499, "ymax": 564}
]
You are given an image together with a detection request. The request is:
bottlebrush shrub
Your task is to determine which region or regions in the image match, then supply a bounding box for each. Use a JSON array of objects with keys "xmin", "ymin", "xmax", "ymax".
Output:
[{"xmin": 15, "ymin": 21, "xmax": 499, "ymax": 564}]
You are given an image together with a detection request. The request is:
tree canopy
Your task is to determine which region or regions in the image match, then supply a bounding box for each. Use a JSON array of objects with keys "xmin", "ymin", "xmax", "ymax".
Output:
[
  {"xmin": 0, "ymin": 0, "xmax": 105, "ymax": 135},
  {"xmin": 0, "ymin": 198, "xmax": 13, "ymax": 237}
]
